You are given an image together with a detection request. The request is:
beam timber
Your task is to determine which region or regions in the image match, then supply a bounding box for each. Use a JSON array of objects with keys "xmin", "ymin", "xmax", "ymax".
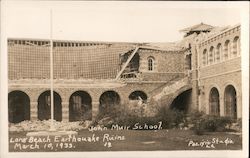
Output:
[{"xmin": 115, "ymin": 47, "xmax": 139, "ymax": 80}]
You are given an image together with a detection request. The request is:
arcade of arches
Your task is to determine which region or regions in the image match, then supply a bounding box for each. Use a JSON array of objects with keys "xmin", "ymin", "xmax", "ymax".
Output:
[
  {"xmin": 8, "ymin": 85, "xmax": 239, "ymax": 123},
  {"xmin": 8, "ymin": 90, "xmax": 123, "ymax": 123}
]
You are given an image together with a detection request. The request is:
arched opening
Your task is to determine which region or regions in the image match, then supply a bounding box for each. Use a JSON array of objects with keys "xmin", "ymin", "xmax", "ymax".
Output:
[
  {"xmin": 209, "ymin": 46, "xmax": 214, "ymax": 64},
  {"xmin": 99, "ymin": 91, "xmax": 120, "ymax": 111},
  {"xmin": 216, "ymin": 43, "xmax": 222, "ymax": 62},
  {"xmin": 170, "ymin": 89, "xmax": 192, "ymax": 112},
  {"xmin": 202, "ymin": 49, "xmax": 207, "ymax": 66},
  {"xmin": 38, "ymin": 91, "xmax": 62, "ymax": 121},
  {"xmin": 148, "ymin": 57, "xmax": 155, "ymax": 71},
  {"xmin": 233, "ymin": 36, "xmax": 240, "ymax": 57},
  {"xmin": 8, "ymin": 91, "xmax": 30, "ymax": 123},
  {"xmin": 224, "ymin": 85, "xmax": 237, "ymax": 119},
  {"xmin": 129, "ymin": 91, "xmax": 148, "ymax": 103},
  {"xmin": 224, "ymin": 40, "xmax": 230, "ymax": 60},
  {"xmin": 209, "ymin": 87, "xmax": 220, "ymax": 116},
  {"xmin": 69, "ymin": 91, "xmax": 92, "ymax": 121}
]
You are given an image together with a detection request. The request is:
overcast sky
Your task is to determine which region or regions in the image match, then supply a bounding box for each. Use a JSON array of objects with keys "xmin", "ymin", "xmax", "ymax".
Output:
[{"xmin": 2, "ymin": 1, "xmax": 246, "ymax": 42}]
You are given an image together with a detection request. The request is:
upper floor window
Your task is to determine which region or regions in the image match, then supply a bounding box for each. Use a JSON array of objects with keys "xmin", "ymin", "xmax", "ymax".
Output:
[
  {"xmin": 233, "ymin": 36, "xmax": 240, "ymax": 57},
  {"xmin": 208, "ymin": 46, "xmax": 214, "ymax": 64},
  {"xmin": 215, "ymin": 43, "xmax": 222, "ymax": 63},
  {"xmin": 224, "ymin": 40, "xmax": 230, "ymax": 60},
  {"xmin": 148, "ymin": 57, "xmax": 155, "ymax": 71},
  {"xmin": 202, "ymin": 49, "xmax": 207, "ymax": 66}
]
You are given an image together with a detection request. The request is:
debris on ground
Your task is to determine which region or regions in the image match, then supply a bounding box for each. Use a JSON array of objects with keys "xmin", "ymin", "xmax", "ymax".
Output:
[{"xmin": 9, "ymin": 120, "xmax": 92, "ymax": 132}]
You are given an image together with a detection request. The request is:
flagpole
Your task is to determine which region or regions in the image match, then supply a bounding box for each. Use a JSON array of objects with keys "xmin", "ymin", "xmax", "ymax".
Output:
[
  {"xmin": 50, "ymin": 9, "xmax": 55, "ymax": 131},
  {"xmin": 27, "ymin": 9, "xmax": 78, "ymax": 137}
]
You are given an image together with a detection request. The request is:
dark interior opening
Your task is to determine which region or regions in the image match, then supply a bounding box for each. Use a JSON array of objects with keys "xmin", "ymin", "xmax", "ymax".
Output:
[
  {"xmin": 225, "ymin": 85, "xmax": 237, "ymax": 119},
  {"xmin": 129, "ymin": 91, "xmax": 147, "ymax": 102},
  {"xmin": 121, "ymin": 51, "xmax": 140, "ymax": 79},
  {"xmin": 99, "ymin": 91, "xmax": 120, "ymax": 111},
  {"xmin": 170, "ymin": 89, "xmax": 192, "ymax": 112},
  {"xmin": 186, "ymin": 54, "xmax": 192, "ymax": 70},
  {"xmin": 209, "ymin": 87, "xmax": 220, "ymax": 116},
  {"xmin": 69, "ymin": 91, "xmax": 92, "ymax": 122},
  {"xmin": 38, "ymin": 91, "xmax": 62, "ymax": 121},
  {"xmin": 8, "ymin": 91, "xmax": 30, "ymax": 123}
]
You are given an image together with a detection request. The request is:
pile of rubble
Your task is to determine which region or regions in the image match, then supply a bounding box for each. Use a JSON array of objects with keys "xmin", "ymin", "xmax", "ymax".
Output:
[
  {"xmin": 9, "ymin": 120, "xmax": 92, "ymax": 132},
  {"xmin": 127, "ymin": 100, "xmax": 158, "ymax": 117},
  {"xmin": 230, "ymin": 121, "xmax": 242, "ymax": 132}
]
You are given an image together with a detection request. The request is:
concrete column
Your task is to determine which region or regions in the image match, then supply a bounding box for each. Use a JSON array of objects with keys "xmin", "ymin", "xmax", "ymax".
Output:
[
  {"xmin": 237, "ymin": 94, "xmax": 242, "ymax": 118},
  {"xmin": 92, "ymin": 101, "xmax": 99, "ymax": 120},
  {"xmin": 220, "ymin": 96, "xmax": 225, "ymax": 116},
  {"xmin": 62, "ymin": 102, "xmax": 69, "ymax": 122},
  {"xmin": 120, "ymin": 98, "xmax": 125, "ymax": 106},
  {"xmin": 190, "ymin": 44, "xmax": 199, "ymax": 111},
  {"xmin": 30, "ymin": 101, "xmax": 38, "ymax": 121},
  {"xmin": 191, "ymin": 80, "xmax": 199, "ymax": 111}
]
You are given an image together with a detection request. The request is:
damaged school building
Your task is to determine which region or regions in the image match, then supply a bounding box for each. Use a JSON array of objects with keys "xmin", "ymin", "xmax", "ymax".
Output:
[{"xmin": 8, "ymin": 23, "xmax": 242, "ymax": 123}]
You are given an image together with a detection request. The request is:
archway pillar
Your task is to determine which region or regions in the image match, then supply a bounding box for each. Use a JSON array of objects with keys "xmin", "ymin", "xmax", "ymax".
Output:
[
  {"xmin": 92, "ymin": 101, "xmax": 99, "ymax": 120},
  {"xmin": 120, "ymin": 99, "xmax": 125, "ymax": 105},
  {"xmin": 237, "ymin": 95, "xmax": 242, "ymax": 118},
  {"xmin": 30, "ymin": 101, "xmax": 38, "ymax": 121},
  {"xmin": 219, "ymin": 96, "xmax": 225, "ymax": 116},
  {"xmin": 62, "ymin": 102, "xmax": 69, "ymax": 121}
]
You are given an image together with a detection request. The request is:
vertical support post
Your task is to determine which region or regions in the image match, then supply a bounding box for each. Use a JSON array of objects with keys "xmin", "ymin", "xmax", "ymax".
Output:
[
  {"xmin": 49, "ymin": 9, "xmax": 55, "ymax": 131},
  {"xmin": 237, "ymin": 94, "xmax": 242, "ymax": 118},
  {"xmin": 62, "ymin": 102, "xmax": 69, "ymax": 122},
  {"xmin": 220, "ymin": 96, "xmax": 225, "ymax": 117},
  {"xmin": 191, "ymin": 44, "xmax": 199, "ymax": 111},
  {"xmin": 92, "ymin": 101, "xmax": 99, "ymax": 120},
  {"xmin": 30, "ymin": 101, "xmax": 38, "ymax": 121}
]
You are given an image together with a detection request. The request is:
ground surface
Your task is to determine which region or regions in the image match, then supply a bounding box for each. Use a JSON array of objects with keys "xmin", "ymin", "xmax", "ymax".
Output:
[{"xmin": 9, "ymin": 129, "xmax": 242, "ymax": 152}]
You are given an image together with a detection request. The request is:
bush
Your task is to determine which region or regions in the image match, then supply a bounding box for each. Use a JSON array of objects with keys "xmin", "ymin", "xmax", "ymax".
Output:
[
  {"xmin": 192, "ymin": 115, "xmax": 234, "ymax": 135},
  {"xmin": 185, "ymin": 110, "xmax": 204, "ymax": 123},
  {"xmin": 229, "ymin": 118, "xmax": 242, "ymax": 132},
  {"xmin": 92, "ymin": 104, "xmax": 124, "ymax": 127},
  {"xmin": 92, "ymin": 103, "xmax": 187, "ymax": 130},
  {"xmin": 236, "ymin": 118, "xmax": 242, "ymax": 130},
  {"xmin": 93, "ymin": 103, "xmax": 235, "ymax": 133},
  {"xmin": 193, "ymin": 120, "xmax": 206, "ymax": 135},
  {"xmin": 156, "ymin": 107, "xmax": 186, "ymax": 129}
]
